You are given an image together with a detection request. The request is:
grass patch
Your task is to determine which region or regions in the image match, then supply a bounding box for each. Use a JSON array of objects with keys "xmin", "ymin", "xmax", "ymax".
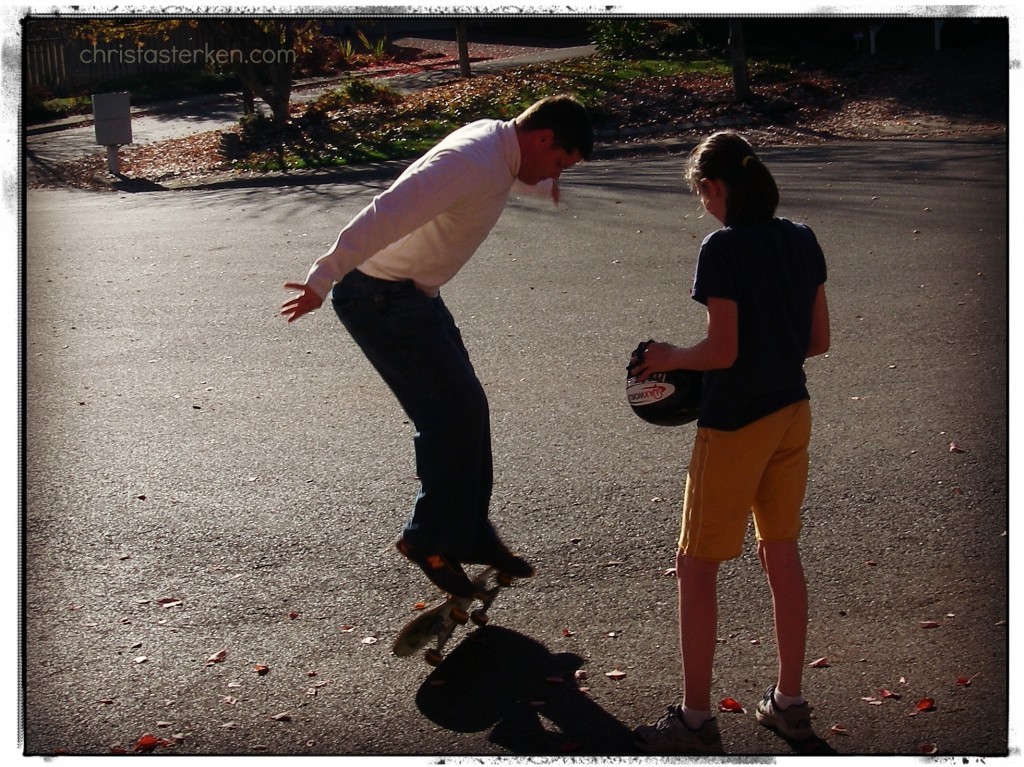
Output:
[{"xmin": 233, "ymin": 55, "xmax": 737, "ymax": 171}]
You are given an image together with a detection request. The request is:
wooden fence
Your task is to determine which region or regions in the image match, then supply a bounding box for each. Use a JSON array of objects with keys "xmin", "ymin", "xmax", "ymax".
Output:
[{"xmin": 25, "ymin": 26, "xmax": 213, "ymax": 96}]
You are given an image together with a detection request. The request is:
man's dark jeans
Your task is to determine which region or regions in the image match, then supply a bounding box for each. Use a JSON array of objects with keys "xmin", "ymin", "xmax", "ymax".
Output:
[{"xmin": 331, "ymin": 268, "xmax": 497, "ymax": 560}]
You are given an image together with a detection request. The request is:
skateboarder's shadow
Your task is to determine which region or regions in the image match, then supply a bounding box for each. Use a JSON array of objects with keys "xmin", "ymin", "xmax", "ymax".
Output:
[{"xmin": 415, "ymin": 626, "xmax": 636, "ymax": 755}]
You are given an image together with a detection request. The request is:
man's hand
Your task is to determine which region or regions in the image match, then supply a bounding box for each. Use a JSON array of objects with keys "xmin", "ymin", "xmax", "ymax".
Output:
[{"xmin": 281, "ymin": 282, "xmax": 324, "ymax": 323}]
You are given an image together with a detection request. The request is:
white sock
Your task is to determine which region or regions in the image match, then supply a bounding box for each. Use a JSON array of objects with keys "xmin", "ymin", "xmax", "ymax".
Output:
[
  {"xmin": 774, "ymin": 689, "xmax": 806, "ymax": 710},
  {"xmin": 680, "ymin": 705, "xmax": 713, "ymax": 730}
]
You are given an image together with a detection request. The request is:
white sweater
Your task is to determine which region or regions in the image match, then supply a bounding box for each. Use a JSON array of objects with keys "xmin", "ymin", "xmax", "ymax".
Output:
[{"xmin": 303, "ymin": 118, "xmax": 548, "ymax": 299}]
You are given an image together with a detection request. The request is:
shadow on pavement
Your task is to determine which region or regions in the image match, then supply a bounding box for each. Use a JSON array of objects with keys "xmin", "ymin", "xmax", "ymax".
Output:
[
  {"xmin": 414, "ymin": 626, "xmax": 637, "ymax": 756},
  {"xmin": 769, "ymin": 731, "xmax": 839, "ymax": 756}
]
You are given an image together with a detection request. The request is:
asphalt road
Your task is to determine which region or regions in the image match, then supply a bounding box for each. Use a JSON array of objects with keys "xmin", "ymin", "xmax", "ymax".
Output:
[{"xmin": 22, "ymin": 137, "xmax": 1009, "ymax": 758}]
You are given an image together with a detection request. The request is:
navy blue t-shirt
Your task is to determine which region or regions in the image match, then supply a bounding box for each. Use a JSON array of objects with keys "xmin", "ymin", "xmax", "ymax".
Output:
[{"xmin": 691, "ymin": 217, "xmax": 827, "ymax": 431}]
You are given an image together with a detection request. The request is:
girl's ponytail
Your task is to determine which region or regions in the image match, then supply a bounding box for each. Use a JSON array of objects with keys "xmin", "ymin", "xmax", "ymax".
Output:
[{"xmin": 686, "ymin": 132, "xmax": 779, "ymax": 226}]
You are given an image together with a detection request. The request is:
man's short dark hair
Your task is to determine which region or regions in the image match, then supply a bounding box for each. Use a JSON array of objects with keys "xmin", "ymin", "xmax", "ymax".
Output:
[{"xmin": 517, "ymin": 95, "xmax": 594, "ymax": 160}]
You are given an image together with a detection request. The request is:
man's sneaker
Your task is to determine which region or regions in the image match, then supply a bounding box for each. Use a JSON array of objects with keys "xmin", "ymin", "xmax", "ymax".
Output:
[
  {"xmin": 395, "ymin": 539, "xmax": 476, "ymax": 598},
  {"xmin": 633, "ymin": 705, "xmax": 724, "ymax": 755},
  {"xmin": 755, "ymin": 685, "xmax": 815, "ymax": 741},
  {"xmin": 466, "ymin": 540, "xmax": 535, "ymax": 579}
]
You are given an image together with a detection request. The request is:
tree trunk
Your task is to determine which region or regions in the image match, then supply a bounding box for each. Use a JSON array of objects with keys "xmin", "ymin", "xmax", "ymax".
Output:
[
  {"xmin": 204, "ymin": 19, "xmax": 295, "ymax": 125},
  {"xmin": 728, "ymin": 19, "xmax": 752, "ymax": 102},
  {"xmin": 455, "ymin": 20, "xmax": 472, "ymax": 78}
]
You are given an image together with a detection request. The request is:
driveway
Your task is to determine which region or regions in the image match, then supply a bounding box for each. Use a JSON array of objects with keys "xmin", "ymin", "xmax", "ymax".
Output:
[{"xmin": 21, "ymin": 137, "xmax": 1009, "ymax": 757}]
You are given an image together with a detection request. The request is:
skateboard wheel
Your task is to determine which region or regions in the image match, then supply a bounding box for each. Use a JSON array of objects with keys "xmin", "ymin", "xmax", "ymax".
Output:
[
  {"xmin": 497, "ymin": 573, "xmax": 514, "ymax": 587},
  {"xmin": 471, "ymin": 609, "xmax": 490, "ymax": 627},
  {"xmin": 424, "ymin": 648, "xmax": 443, "ymax": 666},
  {"xmin": 451, "ymin": 606, "xmax": 470, "ymax": 624}
]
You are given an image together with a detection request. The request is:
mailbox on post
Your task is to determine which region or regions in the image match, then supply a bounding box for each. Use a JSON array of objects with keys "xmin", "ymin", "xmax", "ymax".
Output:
[{"xmin": 92, "ymin": 92, "xmax": 132, "ymax": 174}]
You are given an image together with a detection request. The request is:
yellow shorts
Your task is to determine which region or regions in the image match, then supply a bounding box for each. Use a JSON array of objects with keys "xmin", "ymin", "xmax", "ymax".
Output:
[{"xmin": 679, "ymin": 400, "xmax": 811, "ymax": 561}]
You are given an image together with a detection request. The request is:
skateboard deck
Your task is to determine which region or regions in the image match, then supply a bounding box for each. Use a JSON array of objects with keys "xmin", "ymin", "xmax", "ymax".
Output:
[{"xmin": 392, "ymin": 567, "xmax": 510, "ymax": 665}]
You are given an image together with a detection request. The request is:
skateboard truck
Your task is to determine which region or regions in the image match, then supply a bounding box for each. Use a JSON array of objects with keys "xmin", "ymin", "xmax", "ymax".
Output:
[{"xmin": 393, "ymin": 568, "xmax": 512, "ymax": 666}]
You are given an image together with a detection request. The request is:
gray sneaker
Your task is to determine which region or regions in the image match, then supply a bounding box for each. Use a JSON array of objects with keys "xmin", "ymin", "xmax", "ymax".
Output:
[
  {"xmin": 633, "ymin": 705, "xmax": 724, "ymax": 755},
  {"xmin": 755, "ymin": 685, "xmax": 814, "ymax": 741}
]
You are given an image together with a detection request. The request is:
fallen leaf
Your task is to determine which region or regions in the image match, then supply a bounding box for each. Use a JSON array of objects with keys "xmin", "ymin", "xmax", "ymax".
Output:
[
  {"xmin": 829, "ymin": 724, "xmax": 849, "ymax": 736},
  {"xmin": 254, "ymin": 664, "xmax": 270, "ymax": 676},
  {"xmin": 206, "ymin": 649, "xmax": 228, "ymax": 666},
  {"xmin": 809, "ymin": 656, "xmax": 830, "ymax": 668},
  {"xmin": 605, "ymin": 669, "xmax": 627, "ymax": 680},
  {"xmin": 949, "ymin": 441, "xmax": 966, "ymax": 453},
  {"xmin": 288, "ymin": 612, "xmax": 300, "ymax": 619},
  {"xmin": 920, "ymin": 620, "xmax": 941, "ymax": 629},
  {"xmin": 413, "ymin": 602, "xmax": 427, "ymax": 611},
  {"xmin": 361, "ymin": 637, "xmax": 378, "ymax": 645},
  {"xmin": 562, "ymin": 628, "xmax": 576, "ymax": 637},
  {"xmin": 719, "ymin": 697, "xmax": 745, "ymax": 713},
  {"xmin": 913, "ymin": 698, "xmax": 936, "ymax": 714},
  {"xmin": 879, "ymin": 688, "xmax": 902, "ymax": 700},
  {"xmin": 270, "ymin": 711, "xmax": 292, "ymax": 721},
  {"xmin": 920, "ymin": 743, "xmax": 938, "ymax": 755},
  {"xmin": 574, "ymin": 669, "xmax": 588, "ymax": 681},
  {"xmin": 340, "ymin": 625, "xmax": 355, "ymax": 633},
  {"xmin": 133, "ymin": 733, "xmax": 167, "ymax": 753}
]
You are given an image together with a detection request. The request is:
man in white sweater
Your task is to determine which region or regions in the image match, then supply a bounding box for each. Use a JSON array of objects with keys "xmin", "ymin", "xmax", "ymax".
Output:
[{"xmin": 282, "ymin": 95, "xmax": 593, "ymax": 598}]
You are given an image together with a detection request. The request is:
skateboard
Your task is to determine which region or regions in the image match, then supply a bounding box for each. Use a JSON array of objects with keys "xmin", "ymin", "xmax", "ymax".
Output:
[{"xmin": 392, "ymin": 567, "xmax": 514, "ymax": 666}]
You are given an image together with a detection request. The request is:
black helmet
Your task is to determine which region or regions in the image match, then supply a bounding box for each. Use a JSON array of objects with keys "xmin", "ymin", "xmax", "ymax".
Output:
[{"xmin": 626, "ymin": 341, "xmax": 702, "ymax": 426}]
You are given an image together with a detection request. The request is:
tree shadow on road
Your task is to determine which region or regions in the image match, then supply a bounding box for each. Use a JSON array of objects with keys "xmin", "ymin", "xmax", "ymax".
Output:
[{"xmin": 414, "ymin": 626, "xmax": 637, "ymax": 756}]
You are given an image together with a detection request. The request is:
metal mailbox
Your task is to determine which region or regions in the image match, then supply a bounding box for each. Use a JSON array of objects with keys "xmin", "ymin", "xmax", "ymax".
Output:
[{"xmin": 92, "ymin": 92, "xmax": 132, "ymax": 146}]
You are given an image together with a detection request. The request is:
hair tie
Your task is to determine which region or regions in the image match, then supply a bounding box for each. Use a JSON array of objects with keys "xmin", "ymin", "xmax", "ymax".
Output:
[{"xmin": 741, "ymin": 155, "xmax": 754, "ymax": 168}]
